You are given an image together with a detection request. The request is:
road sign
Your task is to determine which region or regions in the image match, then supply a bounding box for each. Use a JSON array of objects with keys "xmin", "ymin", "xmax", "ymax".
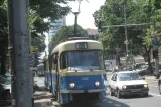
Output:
[
  {"xmin": 29, "ymin": 52, "xmax": 38, "ymax": 67},
  {"xmin": 29, "ymin": 46, "xmax": 38, "ymax": 52},
  {"xmin": 124, "ymin": 40, "xmax": 129, "ymax": 44},
  {"xmin": 152, "ymin": 37, "xmax": 160, "ymax": 46},
  {"xmin": 116, "ymin": 48, "xmax": 121, "ymax": 52}
]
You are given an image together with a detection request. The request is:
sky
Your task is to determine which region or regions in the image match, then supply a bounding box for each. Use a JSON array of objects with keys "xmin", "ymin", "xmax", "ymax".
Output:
[
  {"xmin": 66, "ymin": 0, "xmax": 106, "ymax": 29},
  {"xmin": 42, "ymin": 0, "xmax": 106, "ymax": 57}
]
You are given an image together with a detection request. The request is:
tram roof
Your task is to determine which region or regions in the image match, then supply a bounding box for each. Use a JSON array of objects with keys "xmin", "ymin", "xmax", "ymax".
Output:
[{"xmin": 51, "ymin": 39, "xmax": 103, "ymax": 55}]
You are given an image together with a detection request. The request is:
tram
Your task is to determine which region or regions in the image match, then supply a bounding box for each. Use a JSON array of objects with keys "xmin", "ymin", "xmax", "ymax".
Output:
[{"xmin": 44, "ymin": 37, "xmax": 107, "ymax": 105}]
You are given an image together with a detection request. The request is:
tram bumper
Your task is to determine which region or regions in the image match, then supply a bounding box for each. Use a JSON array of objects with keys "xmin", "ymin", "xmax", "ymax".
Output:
[
  {"xmin": 60, "ymin": 88, "xmax": 106, "ymax": 104},
  {"xmin": 60, "ymin": 88, "xmax": 106, "ymax": 93}
]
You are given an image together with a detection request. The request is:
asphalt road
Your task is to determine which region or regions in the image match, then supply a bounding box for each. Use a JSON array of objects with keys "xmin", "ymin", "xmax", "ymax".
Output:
[{"xmin": 34, "ymin": 76, "xmax": 161, "ymax": 107}]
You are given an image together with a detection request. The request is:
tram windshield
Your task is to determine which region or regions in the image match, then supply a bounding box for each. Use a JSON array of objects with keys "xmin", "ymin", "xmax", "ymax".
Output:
[{"xmin": 64, "ymin": 50, "xmax": 104, "ymax": 71}]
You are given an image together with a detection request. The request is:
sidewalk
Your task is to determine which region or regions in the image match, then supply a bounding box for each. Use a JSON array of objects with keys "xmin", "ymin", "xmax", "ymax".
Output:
[
  {"xmin": 34, "ymin": 77, "xmax": 54, "ymax": 107},
  {"xmin": 145, "ymin": 76, "xmax": 159, "ymax": 84}
]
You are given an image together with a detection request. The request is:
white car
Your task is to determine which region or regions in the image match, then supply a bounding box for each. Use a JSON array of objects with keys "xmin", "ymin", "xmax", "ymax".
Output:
[{"xmin": 109, "ymin": 71, "xmax": 149, "ymax": 98}]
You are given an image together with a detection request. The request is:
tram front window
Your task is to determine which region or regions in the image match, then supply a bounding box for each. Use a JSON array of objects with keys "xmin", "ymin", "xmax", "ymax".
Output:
[{"xmin": 66, "ymin": 50, "xmax": 104, "ymax": 71}]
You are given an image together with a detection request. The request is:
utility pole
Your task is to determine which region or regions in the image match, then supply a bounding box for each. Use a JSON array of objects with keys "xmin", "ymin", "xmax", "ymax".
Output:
[
  {"xmin": 73, "ymin": 12, "xmax": 80, "ymax": 36},
  {"xmin": 152, "ymin": 1, "xmax": 160, "ymax": 78},
  {"xmin": 11, "ymin": 0, "xmax": 32, "ymax": 107},
  {"xmin": 124, "ymin": 0, "xmax": 128, "ymax": 56},
  {"xmin": 7, "ymin": 0, "xmax": 17, "ymax": 106}
]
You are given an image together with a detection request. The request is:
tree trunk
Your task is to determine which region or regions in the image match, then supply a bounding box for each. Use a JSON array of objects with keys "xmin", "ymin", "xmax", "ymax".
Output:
[
  {"xmin": 0, "ymin": 50, "xmax": 6, "ymax": 75},
  {"xmin": 144, "ymin": 46, "xmax": 153, "ymax": 75},
  {"xmin": 147, "ymin": 53, "xmax": 153, "ymax": 75}
]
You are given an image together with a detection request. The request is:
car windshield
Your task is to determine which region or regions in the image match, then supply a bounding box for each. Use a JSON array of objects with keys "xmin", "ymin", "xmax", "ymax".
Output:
[
  {"xmin": 65, "ymin": 50, "xmax": 104, "ymax": 71},
  {"xmin": 118, "ymin": 72, "xmax": 141, "ymax": 81}
]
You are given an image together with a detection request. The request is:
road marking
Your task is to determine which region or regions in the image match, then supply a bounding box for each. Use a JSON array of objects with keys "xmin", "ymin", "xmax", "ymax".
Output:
[{"xmin": 149, "ymin": 93, "xmax": 161, "ymax": 97}]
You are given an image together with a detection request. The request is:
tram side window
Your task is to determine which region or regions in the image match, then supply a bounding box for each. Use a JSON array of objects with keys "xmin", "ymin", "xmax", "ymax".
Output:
[{"xmin": 60, "ymin": 52, "xmax": 67, "ymax": 69}]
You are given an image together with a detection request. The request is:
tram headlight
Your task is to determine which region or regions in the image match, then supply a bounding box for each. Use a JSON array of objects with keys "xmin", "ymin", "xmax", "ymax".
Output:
[
  {"xmin": 95, "ymin": 81, "xmax": 100, "ymax": 87},
  {"xmin": 69, "ymin": 83, "xmax": 75, "ymax": 88},
  {"xmin": 144, "ymin": 84, "xmax": 148, "ymax": 88}
]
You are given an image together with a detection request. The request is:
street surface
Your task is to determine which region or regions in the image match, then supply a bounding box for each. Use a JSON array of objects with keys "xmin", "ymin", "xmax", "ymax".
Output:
[{"xmin": 34, "ymin": 74, "xmax": 161, "ymax": 107}]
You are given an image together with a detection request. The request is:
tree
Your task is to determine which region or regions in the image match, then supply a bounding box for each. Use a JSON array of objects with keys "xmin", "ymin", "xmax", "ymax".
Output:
[
  {"xmin": 48, "ymin": 25, "xmax": 88, "ymax": 53},
  {"xmin": 31, "ymin": 34, "xmax": 46, "ymax": 53},
  {"xmin": 0, "ymin": 0, "xmax": 8, "ymax": 75},
  {"xmin": 93, "ymin": 0, "xmax": 134, "ymax": 57},
  {"xmin": 29, "ymin": 0, "xmax": 71, "ymax": 52},
  {"xmin": 93, "ymin": 0, "xmax": 161, "ymax": 74},
  {"xmin": 0, "ymin": 0, "xmax": 72, "ymax": 74}
]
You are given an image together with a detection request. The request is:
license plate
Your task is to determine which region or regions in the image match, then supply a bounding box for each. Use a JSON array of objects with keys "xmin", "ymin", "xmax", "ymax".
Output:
[{"xmin": 131, "ymin": 89, "xmax": 141, "ymax": 92}]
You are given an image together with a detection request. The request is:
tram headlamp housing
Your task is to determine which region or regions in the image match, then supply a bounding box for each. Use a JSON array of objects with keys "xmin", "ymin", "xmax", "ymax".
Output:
[
  {"xmin": 144, "ymin": 84, "xmax": 148, "ymax": 88},
  {"xmin": 69, "ymin": 83, "xmax": 75, "ymax": 88},
  {"xmin": 95, "ymin": 81, "xmax": 100, "ymax": 87}
]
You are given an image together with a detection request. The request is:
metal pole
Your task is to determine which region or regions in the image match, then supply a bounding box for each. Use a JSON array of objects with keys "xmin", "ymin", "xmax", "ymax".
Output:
[
  {"xmin": 124, "ymin": 1, "xmax": 128, "ymax": 56},
  {"xmin": 12, "ymin": 0, "xmax": 32, "ymax": 106},
  {"xmin": 73, "ymin": 12, "xmax": 80, "ymax": 36},
  {"xmin": 7, "ymin": 0, "xmax": 17, "ymax": 106},
  {"xmin": 153, "ymin": 9, "xmax": 160, "ymax": 78}
]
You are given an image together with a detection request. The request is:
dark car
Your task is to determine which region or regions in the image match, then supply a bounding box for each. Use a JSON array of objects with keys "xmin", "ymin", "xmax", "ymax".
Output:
[
  {"xmin": 0, "ymin": 76, "xmax": 11, "ymax": 100},
  {"xmin": 158, "ymin": 76, "xmax": 161, "ymax": 94}
]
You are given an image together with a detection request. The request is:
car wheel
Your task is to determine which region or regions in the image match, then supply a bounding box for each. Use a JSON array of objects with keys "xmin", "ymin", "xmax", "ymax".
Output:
[
  {"xmin": 110, "ymin": 88, "xmax": 114, "ymax": 96},
  {"xmin": 158, "ymin": 81, "xmax": 161, "ymax": 94},
  {"xmin": 116, "ymin": 89, "xmax": 121, "ymax": 98}
]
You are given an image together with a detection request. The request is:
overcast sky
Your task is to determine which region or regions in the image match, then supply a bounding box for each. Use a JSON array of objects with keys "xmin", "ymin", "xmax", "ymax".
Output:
[{"xmin": 66, "ymin": 0, "xmax": 105, "ymax": 29}]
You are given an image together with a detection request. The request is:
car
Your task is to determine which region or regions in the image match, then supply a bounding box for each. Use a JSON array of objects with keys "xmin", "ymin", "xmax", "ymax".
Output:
[
  {"xmin": 5, "ymin": 73, "xmax": 12, "ymax": 81},
  {"xmin": 134, "ymin": 64, "xmax": 148, "ymax": 76},
  {"xmin": 109, "ymin": 71, "xmax": 149, "ymax": 98},
  {"xmin": 158, "ymin": 75, "xmax": 161, "ymax": 94},
  {"xmin": 0, "ymin": 76, "xmax": 11, "ymax": 100}
]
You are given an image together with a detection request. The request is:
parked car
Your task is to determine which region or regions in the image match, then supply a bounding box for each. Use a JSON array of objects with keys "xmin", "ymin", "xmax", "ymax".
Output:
[
  {"xmin": 0, "ymin": 76, "xmax": 11, "ymax": 100},
  {"xmin": 5, "ymin": 73, "xmax": 12, "ymax": 81},
  {"xmin": 109, "ymin": 71, "xmax": 149, "ymax": 98},
  {"xmin": 134, "ymin": 64, "xmax": 148, "ymax": 76},
  {"xmin": 158, "ymin": 75, "xmax": 161, "ymax": 94}
]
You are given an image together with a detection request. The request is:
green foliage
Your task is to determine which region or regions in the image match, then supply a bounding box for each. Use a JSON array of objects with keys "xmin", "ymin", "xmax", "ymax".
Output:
[
  {"xmin": 31, "ymin": 34, "xmax": 46, "ymax": 52},
  {"xmin": 93, "ymin": 0, "xmax": 161, "ymax": 58},
  {"xmin": 0, "ymin": 0, "xmax": 8, "ymax": 74},
  {"xmin": 154, "ymin": 0, "xmax": 161, "ymax": 9},
  {"xmin": 29, "ymin": 0, "xmax": 71, "ymax": 52},
  {"xmin": 0, "ymin": 0, "xmax": 72, "ymax": 74},
  {"xmin": 93, "ymin": 0, "xmax": 135, "ymax": 57},
  {"xmin": 48, "ymin": 25, "xmax": 88, "ymax": 53}
]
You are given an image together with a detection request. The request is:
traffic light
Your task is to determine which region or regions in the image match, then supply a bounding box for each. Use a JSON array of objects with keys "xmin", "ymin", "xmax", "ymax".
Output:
[
  {"xmin": 98, "ymin": 21, "xmax": 102, "ymax": 33},
  {"xmin": 153, "ymin": 49, "xmax": 158, "ymax": 59}
]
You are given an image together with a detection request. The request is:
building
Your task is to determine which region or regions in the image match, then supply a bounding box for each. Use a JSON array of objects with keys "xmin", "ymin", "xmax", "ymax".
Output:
[
  {"xmin": 48, "ymin": 17, "xmax": 66, "ymax": 40},
  {"xmin": 86, "ymin": 28, "xmax": 100, "ymax": 40}
]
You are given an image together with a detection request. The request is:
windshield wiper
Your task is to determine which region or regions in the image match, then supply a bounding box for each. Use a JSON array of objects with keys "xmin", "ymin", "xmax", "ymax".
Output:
[{"xmin": 88, "ymin": 67, "xmax": 93, "ymax": 72}]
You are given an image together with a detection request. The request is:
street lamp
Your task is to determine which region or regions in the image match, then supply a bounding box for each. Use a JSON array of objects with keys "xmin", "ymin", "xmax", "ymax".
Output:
[
  {"xmin": 73, "ymin": 12, "xmax": 80, "ymax": 36},
  {"xmin": 72, "ymin": 0, "xmax": 89, "ymax": 36}
]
